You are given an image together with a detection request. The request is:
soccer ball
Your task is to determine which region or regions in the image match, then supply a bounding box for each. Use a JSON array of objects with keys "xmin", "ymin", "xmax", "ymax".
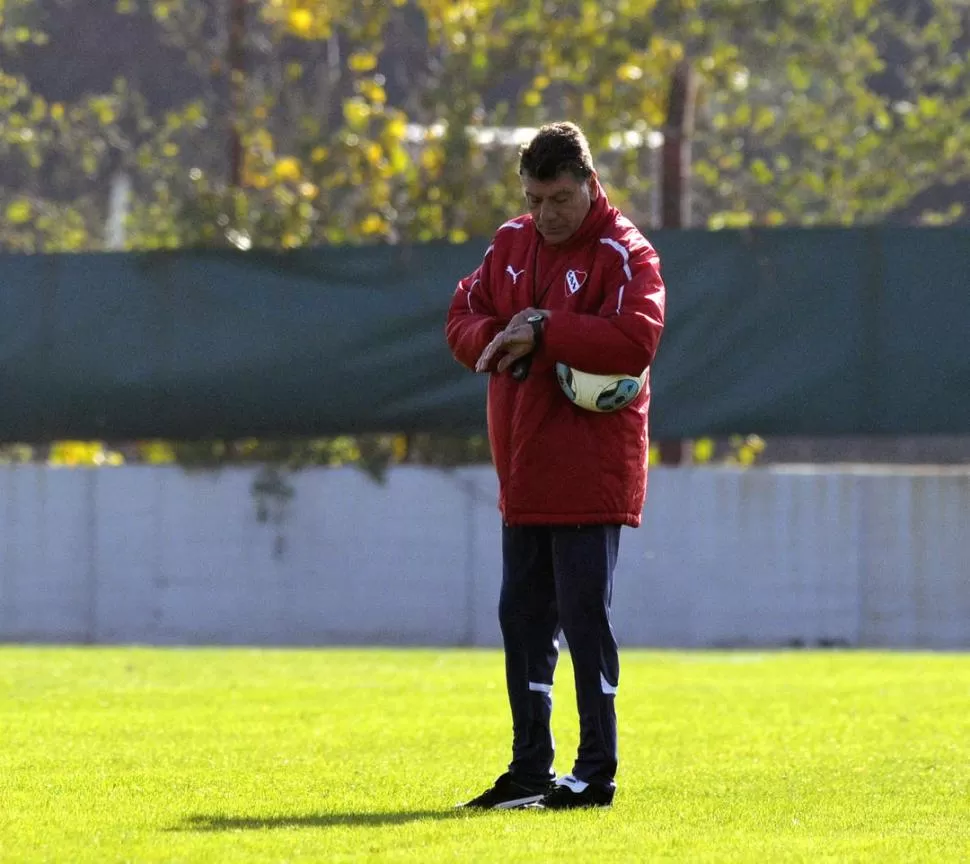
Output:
[{"xmin": 555, "ymin": 362, "xmax": 647, "ymax": 413}]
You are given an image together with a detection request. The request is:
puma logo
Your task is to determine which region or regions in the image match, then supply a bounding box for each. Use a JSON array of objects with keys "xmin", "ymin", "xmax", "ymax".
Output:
[{"xmin": 506, "ymin": 265, "xmax": 525, "ymax": 284}]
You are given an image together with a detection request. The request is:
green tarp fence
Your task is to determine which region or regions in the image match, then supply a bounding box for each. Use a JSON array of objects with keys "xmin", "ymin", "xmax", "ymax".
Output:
[{"xmin": 0, "ymin": 227, "xmax": 967, "ymax": 441}]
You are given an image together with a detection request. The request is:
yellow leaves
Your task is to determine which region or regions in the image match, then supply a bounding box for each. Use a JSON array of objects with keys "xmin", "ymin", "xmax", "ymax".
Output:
[
  {"xmin": 299, "ymin": 182, "xmax": 319, "ymax": 199},
  {"xmin": 733, "ymin": 103, "xmax": 751, "ymax": 127},
  {"xmin": 522, "ymin": 90, "xmax": 541, "ymax": 107},
  {"xmin": 693, "ymin": 158, "xmax": 719, "ymax": 186},
  {"xmin": 640, "ymin": 93, "xmax": 667, "ymax": 130},
  {"xmin": 384, "ymin": 142, "xmax": 410, "ymax": 175},
  {"xmin": 343, "ymin": 97, "xmax": 371, "ymax": 131},
  {"xmin": 420, "ymin": 146, "xmax": 443, "ymax": 173},
  {"xmin": 391, "ymin": 434, "xmax": 408, "ymax": 462},
  {"xmin": 917, "ymin": 95, "xmax": 940, "ymax": 119},
  {"xmin": 692, "ymin": 438, "xmax": 715, "ymax": 464},
  {"xmin": 448, "ymin": 228, "xmax": 469, "ymax": 243},
  {"xmin": 359, "ymin": 79, "xmax": 386, "ymax": 105},
  {"xmin": 48, "ymin": 442, "xmax": 124, "ymax": 468},
  {"xmin": 94, "ymin": 102, "xmax": 116, "ymax": 125},
  {"xmin": 327, "ymin": 436, "xmax": 361, "ymax": 464},
  {"xmin": 753, "ymin": 106, "xmax": 776, "ymax": 134},
  {"xmin": 50, "ymin": 102, "xmax": 64, "ymax": 121},
  {"xmin": 750, "ymin": 159, "xmax": 774, "ymax": 185},
  {"xmin": 787, "ymin": 61, "xmax": 812, "ymax": 92},
  {"xmin": 731, "ymin": 435, "xmax": 765, "ymax": 466},
  {"xmin": 288, "ymin": 8, "xmax": 314, "ymax": 35},
  {"xmin": 162, "ymin": 142, "xmax": 179, "ymax": 157},
  {"xmin": 708, "ymin": 211, "xmax": 754, "ymax": 230},
  {"xmin": 6, "ymin": 199, "xmax": 32, "ymax": 224},
  {"xmin": 311, "ymin": 146, "xmax": 328, "ymax": 163},
  {"xmin": 29, "ymin": 96, "xmax": 47, "ymax": 123},
  {"xmin": 684, "ymin": 436, "xmax": 766, "ymax": 467},
  {"xmin": 363, "ymin": 141, "xmax": 383, "ymax": 165},
  {"xmin": 616, "ymin": 63, "xmax": 643, "ymax": 82},
  {"xmin": 138, "ymin": 441, "xmax": 176, "ymax": 464},
  {"xmin": 384, "ymin": 114, "xmax": 408, "ymax": 142},
  {"xmin": 263, "ymin": 0, "xmax": 333, "ymax": 39},
  {"xmin": 359, "ymin": 213, "xmax": 389, "ymax": 235},
  {"xmin": 274, "ymin": 157, "xmax": 302, "ymax": 181},
  {"xmin": 349, "ymin": 52, "xmax": 378, "ymax": 72},
  {"xmin": 0, "ymin": 445, "xmax": 34, "ymax": 465},
  {"xmin": 919, "ymin": 203, "xmax": 965, "ymax": 226}
]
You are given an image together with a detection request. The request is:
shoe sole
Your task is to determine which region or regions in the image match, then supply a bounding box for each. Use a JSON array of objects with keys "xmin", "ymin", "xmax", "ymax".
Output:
[
  {"xmin": 457, "ymin": 793, "xmax": 547, "ymax": 810},
  {"xmin": 493, "ymin": 794, "xmax": 547, "ymax": 809}
]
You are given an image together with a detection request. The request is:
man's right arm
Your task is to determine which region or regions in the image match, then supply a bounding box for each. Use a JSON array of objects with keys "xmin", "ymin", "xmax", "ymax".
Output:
[{"xmin": 445, "ymin": 244, "xmax": 506, "ymax": 371}]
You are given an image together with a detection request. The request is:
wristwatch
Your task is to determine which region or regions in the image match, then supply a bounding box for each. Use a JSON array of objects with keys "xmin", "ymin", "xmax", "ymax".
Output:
[
  {"xmin": 511, "ymin": 314, "xmax": 545, "ymax": 382},
  {"xmin": 526, "ymin": 313, "xmax": 545, "ymax": 346}
]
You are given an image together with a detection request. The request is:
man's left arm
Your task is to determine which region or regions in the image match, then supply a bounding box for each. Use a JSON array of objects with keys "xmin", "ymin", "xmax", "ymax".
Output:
[{"xmin": 541, "ymin": 242, "xmax": 666, "ymax": 375}]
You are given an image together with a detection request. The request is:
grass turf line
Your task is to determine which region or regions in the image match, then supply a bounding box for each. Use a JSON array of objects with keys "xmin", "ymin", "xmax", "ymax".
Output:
[{"xmin": 1, "ymin": 647, "xmax": 968, "ymax": 863}]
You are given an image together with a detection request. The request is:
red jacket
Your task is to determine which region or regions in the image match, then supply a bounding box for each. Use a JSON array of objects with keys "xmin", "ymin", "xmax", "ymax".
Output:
[{"xmin": 445, "ymin": 187, "xmax": 666, "ymax": 527}]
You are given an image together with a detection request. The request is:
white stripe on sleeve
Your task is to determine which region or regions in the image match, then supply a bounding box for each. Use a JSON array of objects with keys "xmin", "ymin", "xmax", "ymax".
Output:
[{"xmin": 600, "ymin": 237, "xmax": 633, "ymax": 281}]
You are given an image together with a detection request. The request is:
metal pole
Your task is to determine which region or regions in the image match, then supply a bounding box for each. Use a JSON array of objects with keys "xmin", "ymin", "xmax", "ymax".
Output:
[
  {"xmin": 661, "ymin": 59, "xmax": 696, "ymax": 230},
  {"xmin": 658, "ymin": 59, "xmax": 697, "ymax": 465}
]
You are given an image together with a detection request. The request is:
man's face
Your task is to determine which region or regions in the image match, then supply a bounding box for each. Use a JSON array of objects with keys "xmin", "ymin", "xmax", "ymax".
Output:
[{"xmin": 521, "ymin": 171, "xmax": 597, "ymax": 245}]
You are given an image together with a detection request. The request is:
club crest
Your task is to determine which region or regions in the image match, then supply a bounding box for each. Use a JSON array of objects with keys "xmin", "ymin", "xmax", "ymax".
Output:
[{"xmin": 565, "ymin": 269, "xmax": 588, "ymax": 295}]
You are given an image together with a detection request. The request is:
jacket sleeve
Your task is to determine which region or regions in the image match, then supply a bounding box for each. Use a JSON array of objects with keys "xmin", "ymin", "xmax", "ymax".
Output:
[
  {"xmin": 445, "ymin": 243, "xmax": 507, "ymax": 371},
  {"xmin": 541, "ymin": 240, "xmax": 665, "ymax": 376}
]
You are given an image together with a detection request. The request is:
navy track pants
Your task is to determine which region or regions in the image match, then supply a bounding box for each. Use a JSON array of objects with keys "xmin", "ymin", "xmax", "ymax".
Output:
[{"xmin": 498, "ymin": 523, "xmax": 621, "ymax": 788}]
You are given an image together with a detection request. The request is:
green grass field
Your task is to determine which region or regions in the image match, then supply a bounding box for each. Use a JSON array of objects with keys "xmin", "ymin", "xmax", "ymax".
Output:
[{"xmin": 1, "ymin": 648, "xmax": 968, "ymax": 863}]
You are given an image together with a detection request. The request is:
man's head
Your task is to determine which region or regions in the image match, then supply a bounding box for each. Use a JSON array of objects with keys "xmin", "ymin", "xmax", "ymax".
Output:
[{"xmin": 519, "ymin": 122, "xmax": 598, "ymax": 245}]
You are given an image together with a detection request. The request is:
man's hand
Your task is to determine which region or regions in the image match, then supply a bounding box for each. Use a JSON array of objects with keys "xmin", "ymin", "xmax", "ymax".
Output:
[
  {"xmin": 475, "ymin": 309, "xmax": 548, "ymax": 373},
  {"xmin": 476, "ymin": 324, "xmax": 537, "ymax": 373}
]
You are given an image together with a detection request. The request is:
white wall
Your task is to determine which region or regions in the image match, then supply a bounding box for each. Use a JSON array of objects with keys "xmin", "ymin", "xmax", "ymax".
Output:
[{"xmin": 1, "ymin": 465, "xmax": 968, "ymax": 648}]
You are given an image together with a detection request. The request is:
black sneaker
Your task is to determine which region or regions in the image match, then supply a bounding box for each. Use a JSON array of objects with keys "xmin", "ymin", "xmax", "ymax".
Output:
[
  {"xmin": 459, "ymin": 772, "xmax": 554, "ymax": 810},
  {"xmin": 530, "ymin": 775, "xmax": 614, "ymax": 810}
]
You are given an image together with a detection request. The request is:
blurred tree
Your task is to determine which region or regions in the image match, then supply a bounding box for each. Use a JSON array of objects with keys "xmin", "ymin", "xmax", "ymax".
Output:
[
  {"xmin": 409, "ymin": 0, "xmax": 970, "ymax": 229},
  {"xmin": 7, "ymin": 0, "xmax": 970, "ymax": 243},
  {"xmin": 0, "ymin": 0, "xmax": 97, "ymax": 252}
]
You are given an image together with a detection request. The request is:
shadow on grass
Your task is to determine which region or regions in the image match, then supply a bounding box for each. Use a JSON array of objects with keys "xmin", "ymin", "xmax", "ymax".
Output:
[{"xmin": 175, "ymin": 809, "xmax": 471, "ymax": 831}]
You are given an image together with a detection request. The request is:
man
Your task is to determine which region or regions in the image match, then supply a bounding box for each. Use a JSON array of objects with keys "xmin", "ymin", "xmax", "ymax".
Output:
[{"xmin": 445, "ymin": 122, "xmax": 665, "ymax": 810}]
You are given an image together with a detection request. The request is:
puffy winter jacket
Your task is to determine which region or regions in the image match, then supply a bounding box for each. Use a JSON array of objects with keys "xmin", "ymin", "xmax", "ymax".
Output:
[{"xmin": 445, "ymin": 186, "xmax": 665, "ymax": 527}]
